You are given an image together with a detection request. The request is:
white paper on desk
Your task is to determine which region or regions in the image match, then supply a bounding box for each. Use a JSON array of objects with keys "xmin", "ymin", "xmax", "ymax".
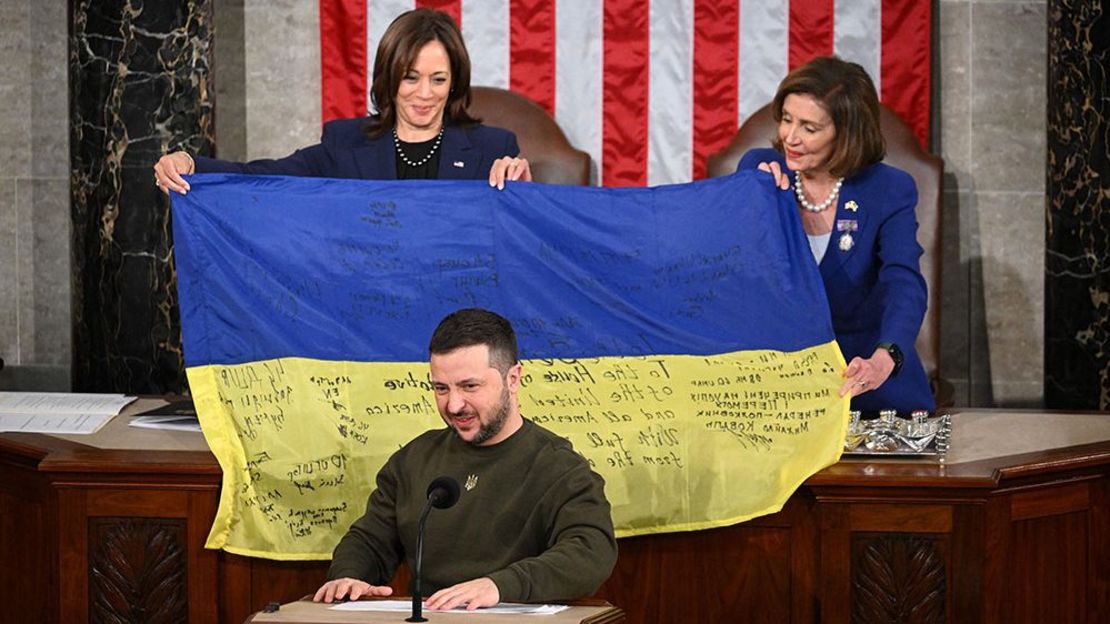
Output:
[
  {"xmin": 0, "ymin": 392, "xmax": 134, "ymax": 414},
  {"xmin": 0, "ymin": 392, "xmax": 136, "ymax": 434},
  {"xmin": 129, "ymin": 415, "xmax": 203, "ymax": 433},
  {"xmin": 329, "ymin": 600, "xmax": 569, "ymax": 615},
  {"xmin": 0, "ymin": 411, "xmax": 117, "ymax": 434}
]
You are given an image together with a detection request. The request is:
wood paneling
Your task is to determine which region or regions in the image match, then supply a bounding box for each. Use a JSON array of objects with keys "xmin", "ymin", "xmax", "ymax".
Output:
[
  {"xmin": 187, "ymin": 491, "xmax": 221, "ymax": 623},
  {"xmin": 848, "ymin": 504, "xmax": 953, "ymax": 533},
  {"xmin": 249, "ymin": 556, "xmax": 330, "ymax": 612},
  {"xmin": 1090, "ymin": 477, "xmax": 1110, "ymax": 623},
  {"xmin": 949, "ymin": 503, "xmax": 985, "ymax": 624},
  {"xmin": 4, "ymin": 420, "xmax": 1110, "ymax": 624},
  {"xmin": 603, "ymin": 521, "xmax": 793, "ymax": 623},
  {"xmin": 1010, "ymin": 481, "xmax": 1090, "ymax": 520},
  {"xmin": 1009, "ymin": 511, "xmax": 1088, "ymax": 623},
  {"xmin": 0, "ymin": 462, "xmax": 56, "ymax": 623},
  {"xmin": 58, "ymin": 488, "xmax": 90, "ymax": 622},
  {"xmin": 87, "ymin": 489, "xmax": 190, "ymax": 516}
]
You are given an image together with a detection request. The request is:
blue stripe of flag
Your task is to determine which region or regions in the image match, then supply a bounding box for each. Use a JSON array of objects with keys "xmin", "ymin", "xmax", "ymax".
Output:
[{"xmin": 172, "ymin": 173, "xmax": 831, "ymax": 366}]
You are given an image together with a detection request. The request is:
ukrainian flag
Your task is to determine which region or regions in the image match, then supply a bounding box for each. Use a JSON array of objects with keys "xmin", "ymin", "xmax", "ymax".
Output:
[{"xmin": 173, "ymin": 172, "xmax": 847, "ymax": 559}]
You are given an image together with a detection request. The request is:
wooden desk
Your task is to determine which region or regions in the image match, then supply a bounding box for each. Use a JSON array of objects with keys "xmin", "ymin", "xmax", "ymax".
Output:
[
  {"xmin": 246, "ymin": 598, "xmax": 624, "ymax": 623},
  {"xmin": 2, "ymin": 403, "xmax": 1109, "ymax": 623}
]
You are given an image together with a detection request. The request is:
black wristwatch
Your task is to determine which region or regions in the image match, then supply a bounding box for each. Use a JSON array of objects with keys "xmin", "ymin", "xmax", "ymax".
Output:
[{"xmin": 876, "ymin": 342, "xmax": 903, "ymax": 377}]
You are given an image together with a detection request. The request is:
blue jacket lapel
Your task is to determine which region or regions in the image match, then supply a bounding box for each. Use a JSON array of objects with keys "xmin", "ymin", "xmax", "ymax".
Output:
[
  {"xmin": 819, "ymin": 179, "xmax": 864, "ymax": 277},
  {"xmin": 352, "ymin": 132, "xmax": 397, "ymax": 180},
  {"xmin": 438, "ymin": 126, "xmax": 479, "ymax": 180}
]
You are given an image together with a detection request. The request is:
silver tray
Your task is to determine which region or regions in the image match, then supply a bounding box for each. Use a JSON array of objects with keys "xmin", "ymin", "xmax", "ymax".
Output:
[{"xmin": 843, "ymin": 410, "xmax": 952, "ymax": 459}]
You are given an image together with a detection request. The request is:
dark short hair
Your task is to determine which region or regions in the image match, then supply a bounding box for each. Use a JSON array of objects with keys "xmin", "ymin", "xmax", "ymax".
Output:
[
  {"xmin": 429, "ymin": 308, "xmax": 519, "ymax": 375},
  {"xmin": 363, "ymin": 9, "xmax": 479, "ymax": 138},
  {"xmin": 771, "ymin": 56, "xmax": 885, "ymax": 178}
]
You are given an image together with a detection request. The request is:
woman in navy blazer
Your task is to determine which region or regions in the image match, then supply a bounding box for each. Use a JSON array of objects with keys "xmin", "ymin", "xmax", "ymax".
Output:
[
  {"xmin": 154, "ymin": 9, "xmax": 529, "ymax": 193},
  {"xmin": 738, "ymin": 56, "xmax": 934, "ymax": 413}
]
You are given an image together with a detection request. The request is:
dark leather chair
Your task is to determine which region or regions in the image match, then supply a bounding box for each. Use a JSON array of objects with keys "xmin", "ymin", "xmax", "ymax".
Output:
[
  {"xmin": 467, "ymin": 87, "xmax": 591, "ymax": 185},
  {"xmin": 707, "ymin": 104, "xmax": 952, "ymax": 407}
]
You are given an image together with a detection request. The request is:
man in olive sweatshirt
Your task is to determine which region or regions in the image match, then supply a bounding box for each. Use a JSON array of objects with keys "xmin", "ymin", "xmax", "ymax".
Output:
[{"xmin": 313, "ymin": 308, "xmax": 617, "ymax": 611}]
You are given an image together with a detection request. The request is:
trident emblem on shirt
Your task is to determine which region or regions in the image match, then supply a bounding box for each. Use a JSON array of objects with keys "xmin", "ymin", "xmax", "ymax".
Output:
[{"xmin": 465, "ymin": 474, "xmax": 478, "ymax": 491}]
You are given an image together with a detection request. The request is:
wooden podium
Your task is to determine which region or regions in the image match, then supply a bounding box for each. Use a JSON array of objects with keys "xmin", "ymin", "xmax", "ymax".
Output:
[
  {"xmin": 246, "ymin": 598, "xmax": 624, "ymax": 624},
  {"xmin": 2, "ymin": 400, "xmax": 1109, "ymax": 623}
]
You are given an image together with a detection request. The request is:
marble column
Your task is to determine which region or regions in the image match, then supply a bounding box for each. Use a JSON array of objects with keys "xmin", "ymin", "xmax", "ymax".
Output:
[
  {"xmin": 71, "ymin": 1, "xmax": 213, "ymax": 393},
  {"xmin": 1045, "ymin": 2, "xmax": 1110, "ymax": 409}
]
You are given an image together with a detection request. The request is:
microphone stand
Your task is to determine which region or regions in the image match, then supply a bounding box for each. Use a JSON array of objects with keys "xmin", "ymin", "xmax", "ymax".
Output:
[
  {"xmin": 407, "ymin": 501, "xmax": 435, "ymax": 623},
  {"xmin": 408, "ymin": 476, "xmax": 458, "ymax": 622}
]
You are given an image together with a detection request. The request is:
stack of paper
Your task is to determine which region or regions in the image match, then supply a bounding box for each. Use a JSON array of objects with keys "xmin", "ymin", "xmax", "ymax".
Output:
[
  {"xmin": 129, "ymin": 400, "xmax": 201, "ymax": 432},
  {"xmin": 0, "ymin": 392, "xmax": 135, "ymax": 434},
  {"xmin": 329, "ymin": 600, "xmax": 570, "ymax": 615}
]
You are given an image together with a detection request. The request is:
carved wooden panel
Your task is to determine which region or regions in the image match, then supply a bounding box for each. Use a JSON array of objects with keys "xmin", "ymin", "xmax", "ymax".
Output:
[
  {"xmin": 851, "ymin": 534, "xmax": 946, "ymax": 624},
  {"xmin": 88, "ymin": 518, "xmax": 187, "ymax": 624}
]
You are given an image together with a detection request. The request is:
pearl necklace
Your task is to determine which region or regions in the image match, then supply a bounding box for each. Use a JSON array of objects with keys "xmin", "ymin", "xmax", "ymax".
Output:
[
  {"xmin": 393, "ymin": 126, "xmax": 445, "ymax": 167},
  {"xmin": 794, "ymin": 174, "xmax": 844, "ymax": 213}
]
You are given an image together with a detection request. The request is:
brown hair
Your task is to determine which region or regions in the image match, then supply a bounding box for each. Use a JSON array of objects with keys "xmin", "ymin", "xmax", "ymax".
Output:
[
  {"xmin": 771, "ymin": 56, "xmax": 885, "ymax": 178},
  {"xmin": 362, "ymin": 9, "xmax": 479, "ymax": 138}
]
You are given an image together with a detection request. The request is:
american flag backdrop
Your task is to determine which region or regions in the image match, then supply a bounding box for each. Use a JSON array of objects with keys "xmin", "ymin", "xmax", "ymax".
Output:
[{"xmin": 319, "ymin": 0, "xmax": 932, "ymax": 186}]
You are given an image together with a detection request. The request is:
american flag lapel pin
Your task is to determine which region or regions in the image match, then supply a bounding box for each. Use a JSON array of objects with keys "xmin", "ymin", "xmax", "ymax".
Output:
[{"xmin": 453, "ymin": 160, "xmax": 465, "ymax": 168}]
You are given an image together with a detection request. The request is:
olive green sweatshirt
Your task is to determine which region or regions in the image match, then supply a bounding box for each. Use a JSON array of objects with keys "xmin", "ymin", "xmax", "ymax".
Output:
[{"xmin": 327, "ymin": 418, "xmax": 617, "ymax": 602}]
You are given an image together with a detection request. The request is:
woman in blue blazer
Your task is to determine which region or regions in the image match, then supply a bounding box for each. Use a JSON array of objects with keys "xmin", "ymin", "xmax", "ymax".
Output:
[
  {"xmin": 153, "ymin": 9, "xmax": 529, "ymax": 192},
  {"xmin": 738, "ymin": 56, "xmax": 934, "ymax": 413}
]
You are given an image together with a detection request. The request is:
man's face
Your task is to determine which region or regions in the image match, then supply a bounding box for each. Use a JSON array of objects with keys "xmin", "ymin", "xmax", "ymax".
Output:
[{"xmin": 430, "ymin": 344, "xmax": 521, "ymax": 446}]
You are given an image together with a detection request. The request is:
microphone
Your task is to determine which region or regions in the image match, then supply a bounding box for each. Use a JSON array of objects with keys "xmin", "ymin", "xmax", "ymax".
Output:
[
  {"xmin": 408, "ymin": 476, "xmax": 460, "ymax": 622},
  {"xmin": 427, "ymin": 476, "xmax": 460, "ymax": 510}
]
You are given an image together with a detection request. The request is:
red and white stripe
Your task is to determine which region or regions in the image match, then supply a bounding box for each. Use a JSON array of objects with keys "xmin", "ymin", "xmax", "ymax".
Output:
[{"xmin": 320, "ymin": 0, "xmax": 931, "ymax": 186}]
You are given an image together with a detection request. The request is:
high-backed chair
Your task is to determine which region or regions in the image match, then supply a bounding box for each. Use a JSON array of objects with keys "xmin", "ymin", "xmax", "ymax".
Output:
[
  {"xmin": 466, "ymin": 87, "xmax": 591, "ymax": 185},
  {"xmin": 707, "ymin": 104, "xmax": 952, "ymax": 407}
]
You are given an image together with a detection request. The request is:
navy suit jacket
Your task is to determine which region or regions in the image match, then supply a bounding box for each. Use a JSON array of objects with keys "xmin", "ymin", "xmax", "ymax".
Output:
[
  {"xmin": 194, "ymin": 118, "xmax": 520, "ymax": 181},
  {"xmin": 739, "ymin": 148, "xmax": 934, "ymax": 412}
]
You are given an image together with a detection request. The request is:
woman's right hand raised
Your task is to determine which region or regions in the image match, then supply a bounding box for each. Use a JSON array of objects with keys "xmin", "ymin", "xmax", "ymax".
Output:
[
  {"xmin": 312, "ymin": 577, "xmax": 393, "ymax": 603},
  {"xmin": 756, "ymin": 161, "xmax": 791, "ymax": 190},
  {"xmin": 153, "ymin": 151, "xmax": 196, "ymax": 195}
]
